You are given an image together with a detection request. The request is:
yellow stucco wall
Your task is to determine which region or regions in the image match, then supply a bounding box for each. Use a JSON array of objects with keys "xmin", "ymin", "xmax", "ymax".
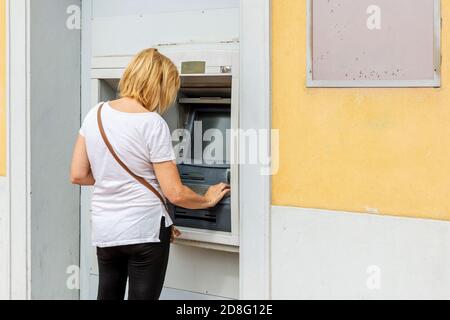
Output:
[
  {"xmin": 272, "ymin": 0, "xmax": 450, "ymax": 220},
  {"xmin": 0, "ymin": 0, "xmax": 5, "ymax": 176}
]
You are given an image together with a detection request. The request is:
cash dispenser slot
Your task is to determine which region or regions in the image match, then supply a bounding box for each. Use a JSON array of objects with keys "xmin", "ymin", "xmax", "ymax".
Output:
[
  {"xmin": 178, "ymin": 97, "xmax": 231, "ymax": 105},
  {"xmin": 180, "ymin": 75, "xmax": 232, "ymax": 89},
  {"xmin": 175, "ymin": 208, "xmax": 216, "ymax": 222},
  {"xmin": 170, "ymin": 204, "xmax": 231, "ymax": 232}
]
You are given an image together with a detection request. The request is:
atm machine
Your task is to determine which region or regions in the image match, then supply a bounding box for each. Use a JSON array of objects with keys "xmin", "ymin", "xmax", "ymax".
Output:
[
  {"xmin": 90, "ymin": 49, "xmax": 240, "ymax": 252},
  {"xmin": 169, "ymin": 73, "xmax": 233, "ymax": 233}
]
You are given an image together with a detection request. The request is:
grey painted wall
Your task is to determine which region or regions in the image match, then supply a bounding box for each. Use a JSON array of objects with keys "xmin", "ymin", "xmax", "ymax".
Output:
[{"xmin": 30, "ymin": 0, "xmax": 81, "ymax": 299}]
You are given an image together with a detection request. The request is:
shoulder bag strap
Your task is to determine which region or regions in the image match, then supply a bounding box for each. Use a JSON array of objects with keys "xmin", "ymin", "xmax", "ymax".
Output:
[{"xmin": 97, "ymin": 102, "xmax": 169, "ymax": 211}]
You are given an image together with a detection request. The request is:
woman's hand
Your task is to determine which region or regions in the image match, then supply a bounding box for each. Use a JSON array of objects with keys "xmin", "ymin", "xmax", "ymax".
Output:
[
  {"xmin": 170, "ymin": 226, "xmax": 182, "ymax": 243},
  {"xmin": 167, "ymin": 183, "xmax": 229, "ymax": 243},
  {"xmin": 204, "ymin": 183, "xmax": 230, "ymax": 208},
  {"xmin": 154, "ymin": 161, "xmax": 230, "ymax": 210}
]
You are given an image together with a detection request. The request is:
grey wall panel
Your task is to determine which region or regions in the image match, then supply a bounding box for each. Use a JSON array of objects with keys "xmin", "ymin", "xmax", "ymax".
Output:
[
  {"xmin": 164, "ymin": 245, "xmax": 239, "ymax": 299},
  {"xmin": 30, "ymin": 0, "xmax": 81, "ymax": 300},
  {"xmin": 91, "ymin": 8, "xmax": 239, "ymax": 57},
  {"xmin": 272, "ymin": 206, "xmax": 450, "ymax": 299},
  {"xmin": 92, "ymin": 0, "xmax": 239, "ymax": 18},
  {"xmin": 161, "ymin": 287, "xmax": 232, "ymax": 300}
]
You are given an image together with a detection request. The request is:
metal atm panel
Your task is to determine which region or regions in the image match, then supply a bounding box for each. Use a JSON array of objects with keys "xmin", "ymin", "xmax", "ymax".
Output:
[{"xmin": 169, "ymin": 75, "xmax": 233, "ymax": 232}]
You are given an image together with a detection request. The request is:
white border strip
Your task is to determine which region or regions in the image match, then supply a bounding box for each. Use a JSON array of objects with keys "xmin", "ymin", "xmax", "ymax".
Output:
[
  {"xmin": 239, "ymin": 0, "xmax": 272, "ymax": 299},
  {"xmin": 8, "ymin": 0, "xmax": 30, "ymax": 299},
  {"xmin": 0, "ymin": 0, "xmax": 11, "ymax": 300}
]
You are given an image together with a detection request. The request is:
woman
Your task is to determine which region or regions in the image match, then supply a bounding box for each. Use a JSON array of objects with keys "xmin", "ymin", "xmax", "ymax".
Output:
[{"xmin": 70, "ymin": 48, "xmax": 230, "ymax": 300}]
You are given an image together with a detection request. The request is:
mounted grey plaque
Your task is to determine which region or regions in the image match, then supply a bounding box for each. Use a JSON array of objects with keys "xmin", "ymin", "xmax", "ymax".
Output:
[{"xmin": 307, "ymin": 0, "xmax": 441, "ymax": 87}]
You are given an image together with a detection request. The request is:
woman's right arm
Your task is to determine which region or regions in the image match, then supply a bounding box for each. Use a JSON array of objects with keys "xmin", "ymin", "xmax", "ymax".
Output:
[
  {"xmin": 153, "ymin": 161, "xmax": 230, "ymax": 210},
  {"xmin": 70, "ymin": 135, "xmax": 95, "ymax": 186}
]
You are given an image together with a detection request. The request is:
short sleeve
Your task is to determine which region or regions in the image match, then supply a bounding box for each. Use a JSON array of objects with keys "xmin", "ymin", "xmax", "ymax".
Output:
[
  {"xmin": 147, "ymin": 118, "xmax": 176, "ymax": 163},
  {"xmin": 79, "ymin": 115, "xmax": 88, "ymax": 137},
  {"xmin": 79, "ymin": 103, "xmax": 102, "ymax": 137}
]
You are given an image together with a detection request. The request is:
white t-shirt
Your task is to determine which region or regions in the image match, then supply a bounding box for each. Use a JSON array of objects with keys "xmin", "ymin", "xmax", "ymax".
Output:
[{"xmin": 79, "ymin": 102, "xmax": 175, "ymax": 248}]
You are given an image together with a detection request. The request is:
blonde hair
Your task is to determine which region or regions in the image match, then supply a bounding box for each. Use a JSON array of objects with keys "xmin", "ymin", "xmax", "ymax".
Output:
[{"xmin": 119, "ymin": 48, "xmax": 180, "ymax": 114}]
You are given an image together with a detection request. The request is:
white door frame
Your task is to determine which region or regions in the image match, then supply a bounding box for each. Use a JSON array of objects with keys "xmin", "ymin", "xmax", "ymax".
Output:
[
  {"xmin": 239, "ymin": 0, "xmax": 272, "ymax": 300},
  {"xmin": 6, "ymin": 0, "xmax": 31, "ymax": 300},
  {"xmin": 0, "ymin": 0, "xmax": 10, "ymax": 300}
]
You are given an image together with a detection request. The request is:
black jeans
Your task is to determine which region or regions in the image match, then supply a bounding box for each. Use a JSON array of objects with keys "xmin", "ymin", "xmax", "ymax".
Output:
[{"xmin": 96, "ymin": 218, "xmax": 171, "ymax": 300}]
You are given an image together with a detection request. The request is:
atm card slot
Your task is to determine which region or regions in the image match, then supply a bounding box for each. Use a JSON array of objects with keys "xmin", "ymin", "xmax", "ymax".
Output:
[
  {"xmin": 175, "ymin": 208, "xmax": 216, "ymax": 223},
  {"xmin": 175, "ymin": 215, "xmax": 216, "ymax": 223},
  {"xmin": 180, "ymin": 173, "xmax": 205, "ymax": 181}
]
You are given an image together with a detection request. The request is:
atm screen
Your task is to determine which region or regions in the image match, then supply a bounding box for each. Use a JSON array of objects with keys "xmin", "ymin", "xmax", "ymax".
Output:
[{"xmin": 194, "ymin": 111, "xmax": 230, "ymax": 165}]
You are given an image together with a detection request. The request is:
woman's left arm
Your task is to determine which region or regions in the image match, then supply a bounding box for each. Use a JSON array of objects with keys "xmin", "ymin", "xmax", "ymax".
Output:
[{"xmin": 70, "ymin": 135, "xmax": 95, "ymax": 186}]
